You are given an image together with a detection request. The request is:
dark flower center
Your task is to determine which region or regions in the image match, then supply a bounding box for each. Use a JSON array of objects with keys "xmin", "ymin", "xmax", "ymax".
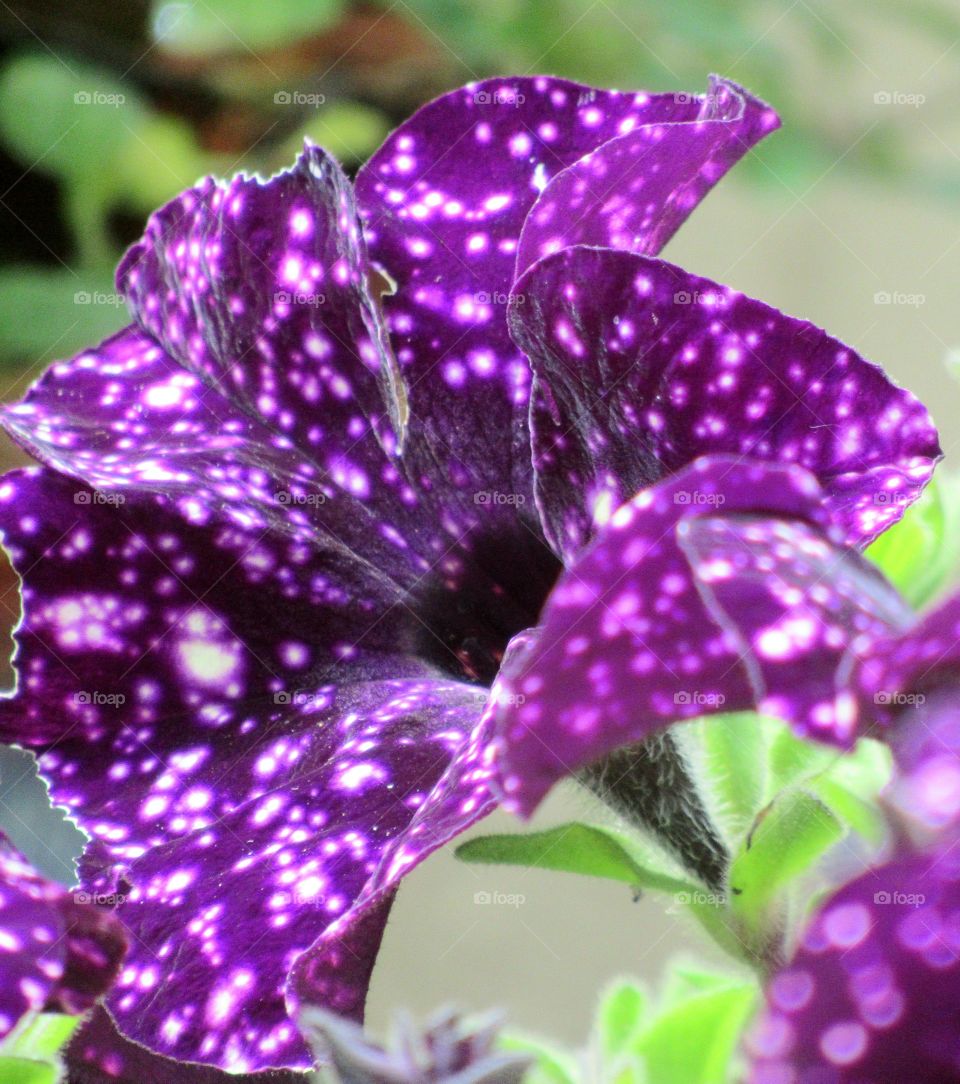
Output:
[{"xmin": 413, "ymin": 520, "xmax": 562, "ymax": 686}]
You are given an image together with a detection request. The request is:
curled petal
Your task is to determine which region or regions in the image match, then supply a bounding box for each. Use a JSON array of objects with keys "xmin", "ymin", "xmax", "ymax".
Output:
[
  {"xmin": 117, "ymin": 143, "xmax": 405, "ymax": 455},
  {"xmin": 510, "ymin": 248, "xmax": 941, "ymax": 561},
  {"xmin": 494, "ymin": 458, "xmax": 911, "ymax": 815},
  {"xmin": 516, "ymin": 76, "xmax": 778, "ymax": 272}
]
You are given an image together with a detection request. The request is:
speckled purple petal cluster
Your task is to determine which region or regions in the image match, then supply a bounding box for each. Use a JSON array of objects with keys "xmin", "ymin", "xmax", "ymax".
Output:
[
  {"xmin": 0, "ymin": 832, "xmax": 126, "ymax": 1038},
  {"xmin": 0, "ymin": 71, "xmax": 940, "ymax": 1074},
  {"xmin": 492, "ymin": 456, "xmax": 915, "ymax": 814}
]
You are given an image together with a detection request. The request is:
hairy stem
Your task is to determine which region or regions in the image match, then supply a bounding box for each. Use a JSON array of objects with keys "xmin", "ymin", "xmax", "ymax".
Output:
[{"xmin": 578, "ymin": 730, "xmax": 729, "ymax": 891}]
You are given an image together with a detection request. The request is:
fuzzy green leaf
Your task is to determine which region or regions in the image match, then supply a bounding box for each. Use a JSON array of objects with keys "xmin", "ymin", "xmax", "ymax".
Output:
[
  {"xmin": 455, "ymin": 823, "xmax": 693, "ymax": 896},
  {"xmin": 729, "ymin": 790, "xmax": 843, "ymax": 932}
]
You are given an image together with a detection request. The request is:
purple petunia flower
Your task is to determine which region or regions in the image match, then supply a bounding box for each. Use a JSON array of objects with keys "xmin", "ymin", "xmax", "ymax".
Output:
[
  {"xmin": 0, "ymin": 832, "xmax": 126, "ymax": 1038},
  {"xmin": 747, "ymin": 691, "xmax": 960, "ymax": 1082},
  {"xmin": 0, "ymin": 75, "xmax": 939, "ymax": 1073}
]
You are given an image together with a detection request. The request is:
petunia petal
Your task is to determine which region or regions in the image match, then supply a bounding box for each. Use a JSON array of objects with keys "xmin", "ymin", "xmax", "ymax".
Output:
[
  {"xmin": 883, "ymin": 691, "xmax": 960, "ymax": 844},
  {"xmin": 117, "ymin": 142, "xmax": 406, "ymax": 462},
  {"xmin": 355, "ymin": 76, "xmax": 773, "ymax": 526},
  {"xmin": 0, "ymin": 833, "xmax": 126, "ymax": 1038},
  {"xmin": 0, "ymin": 148, "xmax": 442, "ymax": 583},
  {"xmin": 747, "ymin": 846, "xmax": 960, "ymax": 1083},
  {"xmin": 515, "ymin": 76, "xmax": 778, "ymax": 273},
  {"xmin": 855, "ymin": 592, "xmax": 960, "ymax": 730},
  {"xmin": 66, "ymin": 1007, "xmax": 304, "ymax": 1083},
  {"xmin": 493, "ymin": 458, "xmax": 911, "ymax": 815},
  {"xmin": 290, "ymin": 631, "xmax": 537, "ymax": 1020},
  {"xmin": 101, "ymin": 678, "xmax": 482, "ymax": 1070},
  {"xmin": 0, "ymin": 468, "xmax": 490, "ymax": 1069},
  {"xmin": 0, "ymin": 467, "xmax": 430, "ymax": 749},
  {"xmin": 510, "ymin": 247, "xmax": 941, "ymax": 561}
]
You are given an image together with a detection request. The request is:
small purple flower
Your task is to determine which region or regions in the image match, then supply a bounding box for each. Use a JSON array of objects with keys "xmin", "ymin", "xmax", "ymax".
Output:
[
  {"xmin": 0, "ymin": 832, "xmax": 126, "ymax": 1038},
  {"xmin": 746, "ymin": 845, "xmax": 960, "ymax": 1083},
  {"xmin": 0, "ymin": 76, "xmax": 938, "ymax": 1071},
  {"xmin": 747, "ymin": 693, "xmax": 960, "ymax": 1082}
]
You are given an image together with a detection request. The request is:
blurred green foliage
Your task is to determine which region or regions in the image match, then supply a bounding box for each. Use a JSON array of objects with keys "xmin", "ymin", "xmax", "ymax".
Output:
[{"xmin": 0, "ymin": 0, "xmax": 958, "ymax": 367}]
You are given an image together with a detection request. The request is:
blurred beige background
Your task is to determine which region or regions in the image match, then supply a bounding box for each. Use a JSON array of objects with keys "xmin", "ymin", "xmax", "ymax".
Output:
[{"xmin": 0, "ymin": 0, "xmax": 957, "ymax": 1058}]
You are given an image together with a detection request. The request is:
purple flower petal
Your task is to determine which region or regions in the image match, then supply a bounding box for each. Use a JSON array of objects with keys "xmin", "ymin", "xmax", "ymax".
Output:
[
  {"xmin": 67, "ymin": 1007, "xmax": 303, "ymax": 1083},
  {"xmin": 516, "ymin": 77, "xmax": 778, "ymax": 273},
  {"xmin": 290, "ymin": 631, "xmax": 536, "ymax": 1022},
  {"xmin": 355, "ymin": 76, "xmax": 773, "ymax": 523},
  {"xmin": 747, "ymin": 846, "xmax": 960, "ymax": 1083},
  {"xmin": 885, "ymin": 693, "xmax": 960, "ymax": 840},
  {"xmin": 510, "ymin": 247, "xmax": 941, "ymax": 561},
  {"xmin": 1, "ymin": 148, "xmax": 426, "ymax": 575},
  {"xmin": 117, "ymin": 143, "xmax": 406, "ymax": 464},
  {"xmin": 855, "ymin": 593, "xmax": 960, "ymax": 730},
  {"xmin": 0, "ymin": 468, "xmax": 489, "ymax": 1069},
  {"xmin": 0, "ymin": 833, "xmax": 126, "ymax": 1038},
  {"xmin": 493, "ymin": 458, "xmax": 911, "ymax": 815},
  {"xmin": 101, "ymin": 676, "xmax": 481, "ymax": 1070}
]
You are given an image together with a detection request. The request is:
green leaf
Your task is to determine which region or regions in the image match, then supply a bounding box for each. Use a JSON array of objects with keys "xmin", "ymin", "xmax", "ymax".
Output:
[
  {"xmin": 455, "ymin": 823, "xmax": 695, "ymax": 896},
  {"xmin": 867, "ymin": 472, "xmax": 960, "ymax": 609},
  {"xmin": 456, "ymin": 824, "xmax": 747, "ymax": 964},
  {"xmin": 632, "ymin": 982, "xmax": 757, "ymax": 1084},
  {"xmin": 659, "ymin": 964, "xmax": 741, "ymax": 1009},
  {"xmin": 0, "ymin": 52, "xmax": 145, "ymax": 180},
  {"xmin": 0, "ymin": 1014, "xmax": 78, "ymax": 1060},
  {"xmin": 765, "ymin": 722, "xmax": 835, "ymax": 798},
  {"xmin": 498, "ymin": 1034, "xmax": 577, "ymax": 1084},
  {"xmin": 595, "ymin": 980, "xmax": 647, "ymax": 1062},
  {"xmin": 0, "ymin": 1013, "xmax": 80, "ymax": 1084},
  {"xmin": 0, "ymin": 268, "xmax": 127, "ymax": 365},
  {"xmin": 151, "ymin": 0, "xmax": 344, "ymax": 56},
  {"xmin": 729, "ymin": 790, "xmax": 843, "ymax": 933},
  {"xmin": 0, "ymin": 1057, "xmax": 56, "ymax": 1084},
  {"xmin": 692, "ymin": 713, "xmax": 769, "ymax": 836},
  {"xmin": 810, "ymin": 776, "xmax": 887, "ymax": 845}
]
